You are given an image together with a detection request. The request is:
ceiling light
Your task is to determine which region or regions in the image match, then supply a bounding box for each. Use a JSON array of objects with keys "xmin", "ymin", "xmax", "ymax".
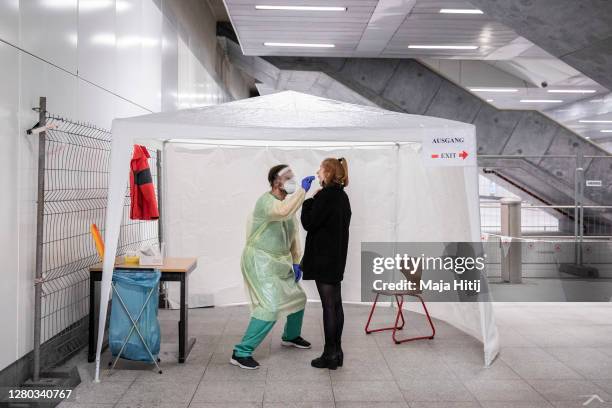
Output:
[
  {"xmin": 264, "ymin": 42, "xmax": 335, "ymax": 48},
  {"xmin": 585, "ymin": 136, "xmax": 591, "ymax": 139},
  {"xmin": 486, "ymin": 99, "xmax": 494, "ymax": 102},
  {"xmin": 579, "ymin": 120, "xmax": 612, "ymax": 123},
  {"xmin": 255, "ymin": 5, "xmax": 346, "ymax": 11},
  {"xmin": 408, "ymin": 45, "xmax": 478, "ymax": 50},
  {"xmin": 439, "ymin": 8, "xmax": 483, "ymax": 14},
  {"xmin": 601, "ymin": 130, "xmax": 612, "ymax": 133},
  {"xmin": 547, "ymin": 89, "xmax": 597, "ymax": 94},
  {"xmin": 520, "ymin": 99, "xmax": 563, "ymax": 103},
  {"xmin": 469, "ymin": 88, "xmax": 518, "ymax": 92}
]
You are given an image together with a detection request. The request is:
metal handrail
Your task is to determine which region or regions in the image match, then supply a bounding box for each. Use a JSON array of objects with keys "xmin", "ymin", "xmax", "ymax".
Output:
[{"xmin": 480, "ymin": 203, "xmax": 612, "ymax": 209}]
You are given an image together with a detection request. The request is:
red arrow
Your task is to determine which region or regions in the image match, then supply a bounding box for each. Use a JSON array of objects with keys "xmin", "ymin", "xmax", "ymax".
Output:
[
  {"xmin": 458, "ymin": 150, "xmax": 469, "ymax": 160},
  {"xmin": 431, "ymin": 154, "xmax": 439, "ymax": 158}
]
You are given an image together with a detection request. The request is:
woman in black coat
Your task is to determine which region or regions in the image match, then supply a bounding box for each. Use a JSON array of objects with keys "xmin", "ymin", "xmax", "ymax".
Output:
[{"xmin": 301, "ymin": 157, "xmax": 351, "ymax": 369}]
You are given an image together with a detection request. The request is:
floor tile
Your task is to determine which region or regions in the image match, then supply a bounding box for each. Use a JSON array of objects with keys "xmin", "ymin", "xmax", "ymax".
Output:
[
  {"xmin": 71, "ymin": 381, "xmax": 132, "ymax": 404},
  {"xmin": 189, "ymin": 403, "xmax": 262, "ymax": 408},
  {"xmin": 462, "ymin": 379, "xmax": 545, "ymax": 402},
  {"xmin": 397, "ymin": 378, "xmax": 475, "ymax": 402},
  {"xmin": 526, "ymin": 379, "xmax": 611, "ymax": 401},
  {"xmin": 329, "ymin": 352, "xmax": 394, "ymax": 382},
  {"xmin": 62, "ymin": 303, "xmax": 612, "ymax": 407},
  {"xmin": 593, "ymin": 379, "xmax": 612, "ymax": 394},
  {"xmin": 505, "ymin": 361, "xmax": 583, "ymax": 380},
  {"xmin": 57, "ymin": 403, "xmax": 115, "ymax": 408},
  {"xmin": 478, "ymin": 402, "xmax": 554, "ymax": 408},
  {"xmin": 192, "ymin": 381, "xmax": 265, "ymax": 403},
  {"xmin": 332, "ymin": 380, "xmax": 404, "ymax": 402},
  {"xmin": 119, "ymin": 380, "xmax": 198, "ymax": 404},
  {"xmin": 263, "ymin": 379, "xmax": 333, "ymax": 402},
  {"xmin": 335, "ymin": 403, "xmax": 409, "ymax": 408},
  {"xmin": 408, "ymin": 403, "xmax": 482, "ymax": 408},
  {"xmin": 204, "ymin": 359, "xmax": 268, "ymax": 381},
  {"xmin": 263, "ymin": 403, "xmax": 333, "ymax": 408},
  {"xmin": 116, "ymin": 402, "xmax": 189, "ymax": 408},
  {"xmin": 447, "ymin": 360, "xmax": 521, "ymax": 381}
]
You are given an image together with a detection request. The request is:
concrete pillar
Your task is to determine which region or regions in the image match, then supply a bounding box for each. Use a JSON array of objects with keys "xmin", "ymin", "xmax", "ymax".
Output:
[{"xmin": 500, "ymin": 197, "xmax": 522, "ymax": 283}]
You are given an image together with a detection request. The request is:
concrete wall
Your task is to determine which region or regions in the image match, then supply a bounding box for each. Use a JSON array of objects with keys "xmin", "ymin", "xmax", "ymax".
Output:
[
  {"xmin": 0, "ymin": 0, "xmax": 250, "ymax": 373},
  {"xmin": 225, "ymin": 39, "xmax": 611, "ymax": 210}
]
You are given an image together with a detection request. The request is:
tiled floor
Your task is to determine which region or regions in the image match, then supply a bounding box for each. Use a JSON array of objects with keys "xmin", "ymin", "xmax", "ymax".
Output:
[{"xmin": 59, "ymin": 302, "xmax": 612, "ymax": 408}]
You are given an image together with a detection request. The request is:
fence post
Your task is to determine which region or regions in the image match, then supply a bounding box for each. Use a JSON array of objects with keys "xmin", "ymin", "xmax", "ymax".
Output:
[
  {"xmin": 575, "ymin": 154, "xmax": 584, "ymax": 265},
  {"xmin": 33, "ymin": 97, "xmax": 46, "ymax": 381},
  {"xmin": 500, "ymin": 197, "xmax": 522, "ymax": 283}
]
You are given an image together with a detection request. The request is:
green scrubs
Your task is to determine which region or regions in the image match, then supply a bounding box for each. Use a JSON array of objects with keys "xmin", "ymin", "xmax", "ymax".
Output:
[
  {"xmin": 234, "ymin": 309, "xmax": 304, "ymax": 357},
  {"xmin": 234, "ymin": 189, "xmax": 307, "ymax": 357}
]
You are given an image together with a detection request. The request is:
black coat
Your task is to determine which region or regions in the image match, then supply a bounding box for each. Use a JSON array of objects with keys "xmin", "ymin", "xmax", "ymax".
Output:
[{"xmin": 300, "ymin": 184, "xmax": 351, "ymax": 283}]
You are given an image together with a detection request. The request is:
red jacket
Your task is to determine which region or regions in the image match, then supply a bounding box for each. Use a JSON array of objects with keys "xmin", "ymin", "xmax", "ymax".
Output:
[{"xmin": 130, "ymin": 145, "xmax": 159, "ymax": 220}]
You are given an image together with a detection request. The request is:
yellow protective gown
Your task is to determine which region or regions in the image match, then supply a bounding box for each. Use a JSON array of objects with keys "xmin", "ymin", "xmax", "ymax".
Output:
[{"xmin": 241, "ymin": 189, "xmax": 307, "ymax": 321}]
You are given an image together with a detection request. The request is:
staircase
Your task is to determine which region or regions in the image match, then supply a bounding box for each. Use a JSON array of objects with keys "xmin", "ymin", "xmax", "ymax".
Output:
[{"xmin": 221, "ymin": 38, "xmax": 612, "ymax": 232}]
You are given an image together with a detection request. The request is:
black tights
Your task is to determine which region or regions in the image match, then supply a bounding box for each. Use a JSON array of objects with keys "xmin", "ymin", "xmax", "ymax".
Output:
[{"xmin": 316, "ymin": 281, "xmax": 344, "ymax": 356}]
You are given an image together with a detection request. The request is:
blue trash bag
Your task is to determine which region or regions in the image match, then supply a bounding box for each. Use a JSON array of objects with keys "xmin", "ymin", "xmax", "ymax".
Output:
[{"xmin": 109, "ymin": 269, "xmax": 161, "ymax": 362}]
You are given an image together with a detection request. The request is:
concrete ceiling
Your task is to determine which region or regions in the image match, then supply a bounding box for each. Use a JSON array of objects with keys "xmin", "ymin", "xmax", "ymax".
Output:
[
  {"xmin": 467, "ymin": 0, "xmax": 612, "ymax": 91},
  {"xmin": 225, "ymin": 0, "xmax": 520, "ymax": 58},
  {"xmin": 221, "ymin": 0, "xmax": 612, "ymax": 144}
]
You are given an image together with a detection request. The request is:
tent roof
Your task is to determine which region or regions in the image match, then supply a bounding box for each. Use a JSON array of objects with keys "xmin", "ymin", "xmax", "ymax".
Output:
[{"xmin": 112, "ymin": 91, "xmax": 474, "ymax": 143}]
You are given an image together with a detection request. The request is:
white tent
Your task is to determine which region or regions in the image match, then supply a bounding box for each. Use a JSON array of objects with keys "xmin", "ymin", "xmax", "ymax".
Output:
[{"xmin": 95, "ymin": 91, "xmax": 499, "ymax": 381}]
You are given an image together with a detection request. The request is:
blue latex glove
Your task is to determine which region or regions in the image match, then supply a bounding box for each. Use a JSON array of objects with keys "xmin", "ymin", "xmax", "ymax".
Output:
[
  {"xmin": 301, "ymin": 176, "xmax": 316, "ymax": 192},
  {"xmin": 293, "ymin": 264, "xmax": 302, "ymax": 282}
]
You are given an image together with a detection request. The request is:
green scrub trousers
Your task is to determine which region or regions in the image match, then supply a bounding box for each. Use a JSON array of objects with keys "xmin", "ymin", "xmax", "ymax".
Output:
[{"xmin": 234, "ymin": 309, "xmax": 304, "ymax": 357}]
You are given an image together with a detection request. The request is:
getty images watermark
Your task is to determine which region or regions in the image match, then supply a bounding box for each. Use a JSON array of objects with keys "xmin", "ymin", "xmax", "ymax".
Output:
[
  {"xmin": 361, "ymin": 242, "xmax": 612, "ymax": 303},
  {"xmin": 371, "ymin": 252, "xmax": 484, "ymax": 293}
]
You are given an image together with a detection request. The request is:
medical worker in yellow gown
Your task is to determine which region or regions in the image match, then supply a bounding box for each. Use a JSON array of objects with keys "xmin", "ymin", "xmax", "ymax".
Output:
[{"xmin": 231, "ymin": 165, "xmax": 316, "ymax": 369}]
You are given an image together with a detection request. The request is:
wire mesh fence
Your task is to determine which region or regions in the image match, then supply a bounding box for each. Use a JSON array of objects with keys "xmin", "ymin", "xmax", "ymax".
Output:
[{"xmin": 37, "ymin": 112, "xmax": 159, "ymax": 371}]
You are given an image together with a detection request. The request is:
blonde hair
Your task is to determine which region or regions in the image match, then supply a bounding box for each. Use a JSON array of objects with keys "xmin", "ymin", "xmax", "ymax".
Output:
[{"xmin": 321, "ymin": 157, "xmax": 349, "ymax": 187}]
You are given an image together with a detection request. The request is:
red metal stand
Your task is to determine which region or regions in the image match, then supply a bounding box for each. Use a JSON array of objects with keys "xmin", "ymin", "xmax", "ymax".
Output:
[{"xmin": 365, "ymin": 293, "xmax": 435, "ymax": 344}]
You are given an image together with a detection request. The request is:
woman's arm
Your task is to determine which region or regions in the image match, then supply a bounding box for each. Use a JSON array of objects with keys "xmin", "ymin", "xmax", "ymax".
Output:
[
  {"xmin": 301, "ymin": 190, "xmax": 334, "ymax": 232},
  {"xmin": 268, "ymin": 188, "xmax": 306, "ymax": 221}
]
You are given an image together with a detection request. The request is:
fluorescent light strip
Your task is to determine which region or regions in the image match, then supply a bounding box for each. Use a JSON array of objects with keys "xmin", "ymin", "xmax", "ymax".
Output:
[
  {"xmin": 264, "ymin": 42, "xmax": 335, "ymax": 48},
  {"xmin": 547, "ymin": 89, "xmax": 596, "ymax": 94},
  {"xmin": 486, "ymin": 99, "xmax": 494, "ymax": 102},
  {"xmin": 601, "ymin": 130, "xmax": 612, "ymax": 133},
  {"xmin": 255, "ymin": 5, "xmax": 346, "ymax": 11},
  {"xmin": 470, "ymin": 88, "xmax": 518, "ymax": 92},
  {"xmin": 408, "ymin": 45, "xmax": 478, "ymax": 50},
  {"xmin": 520, "ymin": 99, "xmax": 563, "ymax": 103},
  {"xmin": 579, "ymin": 120, "xmax": 612, "ymax": 123},
  {"xmin": 439, "ymin": 8, "xmax": 483, "ymax": 14}
]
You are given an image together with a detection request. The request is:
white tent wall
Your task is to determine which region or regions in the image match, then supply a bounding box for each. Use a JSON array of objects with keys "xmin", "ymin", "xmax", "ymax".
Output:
[
  {"xmin": 163, "ymin": 143, "xmax": 399, "ymax": 307},
  {"xmin": 96, "ymin": 91, "xmax": 498, "ymax": 381},
  {"xmin": 163, "ymin": 141, "xmax": 499, "ymax": 366},
  {"xmin": 396, "ymin": 148, "xmax": 499, "ymax": 365}
]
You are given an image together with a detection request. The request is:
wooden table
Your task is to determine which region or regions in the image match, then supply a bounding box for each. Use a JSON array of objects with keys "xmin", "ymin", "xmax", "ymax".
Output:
[{"xmin": 88, "ymin": 257, "xmax": 197, "ymax": 363}]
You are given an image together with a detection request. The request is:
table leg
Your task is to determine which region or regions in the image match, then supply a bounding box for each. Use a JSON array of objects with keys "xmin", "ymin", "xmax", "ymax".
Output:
[
  {"xmin": 88, "ymin": 275, "xmax": 96, "ymax": 362},
  {"xmin": 178, "ymin": 273, "xmax": 195, "ymax": 363}
]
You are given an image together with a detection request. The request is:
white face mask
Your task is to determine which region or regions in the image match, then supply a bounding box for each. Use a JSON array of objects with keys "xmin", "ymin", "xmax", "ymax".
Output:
[{"xmin": 283, "ymin": 178, "xmax": 297, "ymax": 194}]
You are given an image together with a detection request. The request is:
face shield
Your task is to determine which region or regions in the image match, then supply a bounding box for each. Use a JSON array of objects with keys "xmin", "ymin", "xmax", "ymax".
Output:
[{"xmin": 277, "ymin": 166, "xmax": 296, "ymax": 194}]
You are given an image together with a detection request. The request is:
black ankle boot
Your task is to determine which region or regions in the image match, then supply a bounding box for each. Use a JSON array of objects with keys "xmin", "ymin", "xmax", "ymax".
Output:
[
  {"xmin": 311, "ymin": 353, "xmax": 339, "ymax": 370},
  {"xmin": 337, "ymin": 342, "xmax": 343, "ymax": 367}
]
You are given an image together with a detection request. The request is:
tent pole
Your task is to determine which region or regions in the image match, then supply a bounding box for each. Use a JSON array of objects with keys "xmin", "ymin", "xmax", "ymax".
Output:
[{"xmin": 156, "ymin": 148, "xmax": 163, "ymax": 245}]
